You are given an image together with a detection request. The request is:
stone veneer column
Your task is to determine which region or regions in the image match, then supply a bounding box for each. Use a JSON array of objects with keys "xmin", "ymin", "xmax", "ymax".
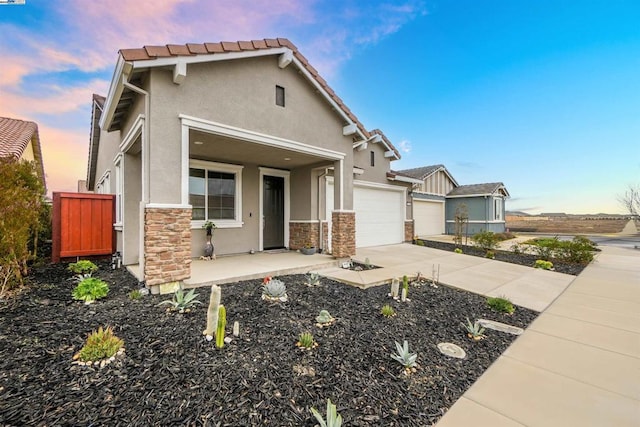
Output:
[
  {"xmin": 289, "ymin": 221, "xmax": 320, "ymax": 250},
  {"xmin": 331, "ymin": 211, "xmax": 356, "ymax": 258},
  {"xmin": 404, "ymin": 220, "xmax": 415, "ymax": 242},
  {"xmin": 144, "ymin": 207, "xmax": 192, "ymax": 289}
]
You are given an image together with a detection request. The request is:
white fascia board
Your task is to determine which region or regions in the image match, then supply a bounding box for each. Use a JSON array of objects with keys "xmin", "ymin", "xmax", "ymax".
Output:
[
  {"xmin": 414, "ymin": 198, "xmax": 445, "ymax": 204},
  {"xmin": 389, "ymin": 175, "xmax": 422, "ymax": 184},
  {"xmin": 384, "ymin": 150, "xmax": 396, "ymax": 158},
  {"xmin": 343, "ymin": 123, "xmax": 357, "ymax": 136},
  {"xmin": 278, "ymin": 50, "xmax": 293, "ymax": 68},
  {"xmin": 120, "ymin": 114, "xmax": 144, "ymax": 152},
  {"xmin": 179, "ymin": 114, "xmax": 345, "ymax": 161},
  {"xmin": 446, "ymin": 193, "xmax": 492, "ymax": 198},
  {"xmin": 99, "ymin": 55, "xmax": 126, "ymax": 130},
  {"xmin": 130, "ymin": 47, "xmax": 290, "ymax": 69},
  {"xmin": 356, "ymin": 142, "xmax": 368, "ymax": 151}
]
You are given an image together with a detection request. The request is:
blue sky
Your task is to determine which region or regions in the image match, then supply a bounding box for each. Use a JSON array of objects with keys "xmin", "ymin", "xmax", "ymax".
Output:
[{"xmin": 1, "ymin": 0, "xmax": 638, "ymax": 214}]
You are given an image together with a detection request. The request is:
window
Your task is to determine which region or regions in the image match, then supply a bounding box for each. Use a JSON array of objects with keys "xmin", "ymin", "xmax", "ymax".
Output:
[
  {"xmin": 275, "ymin": 85, "xmax": 285, "ymax": 107},
  {"xmin": 189, "ymin": 160, "xmax": 243, "ymax": 227},
  {"xmin": 96, "ymin": 171, "xmax": 110, "ymax": 194},
  {"xmin": 494, "ymin": 198, "xmax": 503, "ymax": 220},
  {"xmin": 370, "ymin": 150, "xmax": 375, "ymax": 167}
]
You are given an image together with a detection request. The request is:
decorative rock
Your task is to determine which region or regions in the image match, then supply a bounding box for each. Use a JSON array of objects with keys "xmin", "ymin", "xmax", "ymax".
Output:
[
  {"xmin": 224, "ymin": 337, "xmax": 232, "ymax": 344},
  {"xmin": 233, "ymin": 321, "xmax": 240, "ymax": 337},
  {"xmin": 437, "ymin": 342, "xmax": 466, "ymax": 359},
  {"xmin": 205, "ymin": 334, "xmax": 213, "ymax": 342},
  {"xmin": 477, "ymin": 319, "xmax": 524, "ymax": 335}
]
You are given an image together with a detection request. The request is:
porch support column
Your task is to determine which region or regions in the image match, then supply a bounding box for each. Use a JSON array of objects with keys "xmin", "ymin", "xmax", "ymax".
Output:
[
  {"xmin": 331, "ymin": 159, "xmax": 355, "ymax": 258},
  {"xmin": 144, "ymin": 206, "xmax": 192, "ymax": 294}
]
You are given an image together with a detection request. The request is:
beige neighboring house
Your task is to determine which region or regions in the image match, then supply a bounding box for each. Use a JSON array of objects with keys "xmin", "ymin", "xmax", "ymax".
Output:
[
  {"xmin": 87, "ymin": 38, "xmax": 416, "ymax": 293},
  {"xmin": 0, "ymin": 117, "xmax": 46, "ymax": 190}
]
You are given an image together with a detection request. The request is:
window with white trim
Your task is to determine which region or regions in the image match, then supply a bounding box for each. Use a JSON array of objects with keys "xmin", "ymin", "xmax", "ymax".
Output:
[
  {"xmin": 189, "ymin": 160, "xmax": 243, "ymax": 226},
  {"xmin": 96, "ymin": 171, "xmax": 110, "ymax": 194},
  {"xmin": 114, "ymin": 155, "xmax": 123, "ymax": 225},
  {"xmin": 494, "ymin": 197, "xmax": 503, "ymax": 220}
]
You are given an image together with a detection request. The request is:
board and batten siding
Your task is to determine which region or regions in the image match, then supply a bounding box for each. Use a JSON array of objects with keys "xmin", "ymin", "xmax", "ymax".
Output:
[{"xmin": 421, "ymin": 170, "xmax": 456, "ymax": 196}]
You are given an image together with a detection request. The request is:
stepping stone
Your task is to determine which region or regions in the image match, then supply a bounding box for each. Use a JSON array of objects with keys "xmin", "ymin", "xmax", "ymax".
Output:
[
  {"xmin": 477, "ymin": 319, "xmax": 524, "ymax": 335},
  {"xmin": 438, "ymin": 342, "xmax": 466, "ymax": 359}
]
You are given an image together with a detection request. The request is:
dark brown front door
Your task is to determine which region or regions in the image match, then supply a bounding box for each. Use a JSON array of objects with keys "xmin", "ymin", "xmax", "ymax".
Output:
[{"xmin": 263, "ymin": 175, "xmax": 284, "ymax": 249}]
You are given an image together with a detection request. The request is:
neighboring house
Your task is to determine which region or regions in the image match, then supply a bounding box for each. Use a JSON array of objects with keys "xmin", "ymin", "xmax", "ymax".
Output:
[
  {"xmin": 445, "ymin": 182, "xmax": 510, "ymax": 235},
  {"xmin": 0, "ymin": 117, "xmax": 46, "ymax": 190},
  {"xmin": 87, "ymin": 38, "xmax": 413, "ymax": 293},
  {"xmin": 393, "ymin": 164, "xmax": 458, "ymax": 236},
  {"xmin": 397, "ymin": 164, "xmax": 509, "ymax": 236}
]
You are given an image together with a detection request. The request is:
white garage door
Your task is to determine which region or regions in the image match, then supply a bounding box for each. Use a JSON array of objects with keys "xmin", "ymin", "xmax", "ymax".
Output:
[
  {"xmin": 413, "ymin": 199, "xmax": 445, "ymax": 236},
  {"xmin": 327, "ymin": 180, "xmax": 405, "ymax": 248}
]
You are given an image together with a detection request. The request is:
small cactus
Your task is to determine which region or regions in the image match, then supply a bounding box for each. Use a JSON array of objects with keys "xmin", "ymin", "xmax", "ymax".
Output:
[
  {"xmin": 203, "ymin": 285, "xmax": 221, "ymax": 337},
  {"xmin": 216, "ymin": 305, "xmax": 226, "ymax": 349}
]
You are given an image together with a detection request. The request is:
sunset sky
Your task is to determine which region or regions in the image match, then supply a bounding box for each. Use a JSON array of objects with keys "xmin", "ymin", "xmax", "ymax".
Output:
[{"xmin": 1, "ymin": 0, "xmax": 638, "ymax": 214}]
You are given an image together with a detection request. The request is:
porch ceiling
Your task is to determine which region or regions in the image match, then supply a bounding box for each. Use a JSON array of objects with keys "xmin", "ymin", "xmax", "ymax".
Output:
[{"xmin": 189, "ymin": 129, "xmax": 331, "ymax": 169}]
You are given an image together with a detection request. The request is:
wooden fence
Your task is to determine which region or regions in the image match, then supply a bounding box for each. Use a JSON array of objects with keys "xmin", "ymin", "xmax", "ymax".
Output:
[{"xmin": 52, "ymin": 192, "xmax": 115, "ymax": 262}]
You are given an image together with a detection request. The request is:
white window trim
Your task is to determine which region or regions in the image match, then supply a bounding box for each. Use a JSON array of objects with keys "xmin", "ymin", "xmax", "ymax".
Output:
[
  {"xmin": 96, "ymin": 169, "xmax": 111, "ymax": 194},
  {"xmin": 189, "ymin": 159, "xmax": 244, "ymax": 228},
  {"xmin": 114, "ymin": 153, "xmax": 123, "ymax": 231},
  {"xmin": 259, "ymin": 167, "xmax": 290, "ymax": 251}
]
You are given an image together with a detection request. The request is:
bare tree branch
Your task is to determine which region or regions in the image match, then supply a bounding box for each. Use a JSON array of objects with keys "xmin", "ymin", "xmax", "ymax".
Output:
[{"xmin": 618, "ymin": 184, "xmax": 640, "ymax": 216}]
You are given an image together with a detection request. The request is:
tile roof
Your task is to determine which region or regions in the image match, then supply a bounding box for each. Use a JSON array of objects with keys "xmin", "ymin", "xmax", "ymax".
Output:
[
  {"xmin": 396, "ymin": 164, "xmax": 445, "ymax": 180},
  {"xmin": 447, "ymin": 182, "xmax": 506, "ymax": 197},
  {"xmin": 117, "ymin": 38, "xmax": 399, "ymax": 158},
  {"xmin": 0, "ymin": 117, "xmax": 38, "ymax": 159},
  {"xmin": 0, "ymin": 116, "xmax": 46, "ymax": 189}
]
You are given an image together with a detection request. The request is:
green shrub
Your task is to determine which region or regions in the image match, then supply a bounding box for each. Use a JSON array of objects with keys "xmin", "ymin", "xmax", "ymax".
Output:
[
  {"xmin": 68, "ymin": 260, "xmax": 98, "ymax": 277},
  {"xmin": 494, "ymin": 232, "xmax": 516, "ymax": 241},
  {"xmin": 471, "ymin": 231, "xmax": 500, "ymax": 251},
  {"xmin": 128, "ymin": 289, "xmax": 142, "ymax": 300},
  {"xmin": 534, "ymin": 260, "xmax": 554, "ymax": 270},
  {"xmin": 485, "ymin": 250, "xmax": 495, "ymax": 259},
  {"xmin": 454, "ymin": 248, "xmax": 463, "ymax": 254},
  {"xmin": 381, "ymin": 304, "xmax": 395, "ymax": 318},
  {"xmin": 525, "ymin": 236, "xmax": 596, "ymax": 264},
  {"xmin": 0, "ymin": 159, "xmax": 45, "ymax": 296},
  {"xmin": 487, "ymin": 296, "xmax": 515, "ymax": 314},
  {"xmin": 75, "ymin": 326, "xmax": 124, "ymax": 362},
  {"xmin": 72, "ymin": 277, "xmax": 109, "ymax": 303}
]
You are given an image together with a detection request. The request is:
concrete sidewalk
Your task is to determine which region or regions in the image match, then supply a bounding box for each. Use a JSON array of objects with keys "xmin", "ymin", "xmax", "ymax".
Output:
[
  {"xmin": 315, "ymin": 244, "xmax": 575, "ymax": 312},
  {"xmin": 436, "ymin": 246, "xmax": 640, "ymax": 427}
]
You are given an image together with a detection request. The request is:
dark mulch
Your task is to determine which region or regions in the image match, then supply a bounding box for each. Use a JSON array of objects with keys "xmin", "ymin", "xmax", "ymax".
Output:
[
  {"xmin": 0, "ymin": 261, "xmax": 538, "ymax": 426},
  {"xmin": 416, "ymin": 239, "xmax": 588, "ymax": 276}
]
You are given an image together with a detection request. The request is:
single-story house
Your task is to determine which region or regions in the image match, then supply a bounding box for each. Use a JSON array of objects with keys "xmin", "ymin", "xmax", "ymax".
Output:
[
  {"xmin": 0, "ymin": 116, "xmax": 46, "ymax": 190},
  {"xmin": 396, "ymin": 164, "xmax": 509, "ymax": 236},
  {"xmin": 87, "ymin": 38, "xmax": 415, "ymax": 293}
]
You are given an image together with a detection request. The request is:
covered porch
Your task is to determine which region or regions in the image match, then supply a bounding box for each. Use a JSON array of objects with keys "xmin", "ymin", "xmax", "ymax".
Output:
[{"xmin": 127, "ymin": 250, "xmax": 338, "ymax": 291}]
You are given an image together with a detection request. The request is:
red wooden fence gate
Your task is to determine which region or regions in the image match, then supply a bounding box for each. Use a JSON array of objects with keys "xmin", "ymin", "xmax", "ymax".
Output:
[{"xmin": 52, "ymin": 192, "xmax": 115, "ymax": 262}]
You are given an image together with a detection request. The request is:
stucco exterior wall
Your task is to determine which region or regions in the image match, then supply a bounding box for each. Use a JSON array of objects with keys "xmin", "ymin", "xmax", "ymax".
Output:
[
  {"xmin": 146, "ymin": 55, "xmax": 358, "ymax": 205},
  {"xmin": 353, "ymin": 143, "xmax": 393, "ymax": 184}
]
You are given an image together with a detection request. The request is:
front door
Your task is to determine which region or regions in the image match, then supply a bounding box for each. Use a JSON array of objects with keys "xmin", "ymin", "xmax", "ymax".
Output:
[{"xmin": 263, "ymin": 175, "xmax": 285, "ymax": 249}]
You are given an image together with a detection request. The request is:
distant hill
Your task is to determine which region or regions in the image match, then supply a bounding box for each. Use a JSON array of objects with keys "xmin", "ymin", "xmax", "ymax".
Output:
[{"xmin": 506, "ymin": 211, "xmax": 531, "ymax": 216}]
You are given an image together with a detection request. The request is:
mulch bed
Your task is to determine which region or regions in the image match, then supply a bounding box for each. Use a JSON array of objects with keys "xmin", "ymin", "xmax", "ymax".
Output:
[
  {"xmin": 416, "ymin": 239, "xmax": 588, "ymax": 276},
  {"xmin": 0, "ymin": 261, "xmax": 538, "ymax": 426}
]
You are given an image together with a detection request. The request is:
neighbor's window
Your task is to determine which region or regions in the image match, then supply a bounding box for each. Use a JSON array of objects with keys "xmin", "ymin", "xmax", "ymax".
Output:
[
  {"xmin": 494, "ymin": 198, "xmax": 503, "ymax": 220},
  {"xmin": 276, "ymin": 85, "xmax": 285, "ymax": 107},
  {"xmin": 189, "ymin": 160, "xmax": 243, "ymax": 226},
  {"xmin": 370, "ymin": 150, "xmax": 375, "ymax": 167}
]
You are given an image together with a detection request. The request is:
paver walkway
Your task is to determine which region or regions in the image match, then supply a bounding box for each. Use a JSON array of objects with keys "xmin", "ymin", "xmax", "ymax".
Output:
[
  {"xmin": 436, "ymin": 245, "xmax": 640, "ymax": 427},
  {"xmin": 315, "ymin": 244, "xmax": 575, "ymax": 312}
]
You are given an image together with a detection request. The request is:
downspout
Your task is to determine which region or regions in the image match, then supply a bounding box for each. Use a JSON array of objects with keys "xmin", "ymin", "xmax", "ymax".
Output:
[
  {"xmin": 122, "ymin": 78, "xmax": 150, "ymax": 285},
  {"xmin": 317, "ymin": 168, "xmax": 329, "ymax": 253}
]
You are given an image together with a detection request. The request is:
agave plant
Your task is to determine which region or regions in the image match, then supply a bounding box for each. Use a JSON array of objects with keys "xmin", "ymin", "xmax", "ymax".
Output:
[
  {"xmin": 158, "ymin": 288, "xmax": 202, "ymax": 313},
  {"xmin": 310, "ymin": 398, "xmax": 343, "ymax": 427},
  {"xmin": 380, "ymin": 304, "xmax": 395, "ymax": 318},
  {"xmin": 391, "ymin": 340, "xmax": 417, "ymax": 368},
  {"xmin": 262, "ymin": 278, "xmax": 288, "ymax": 302},
  {"xmin": 461, "ymin": 317, "xmax": 486, "ymax": 340},
  {"xmin": 297, "ymin": 332, "xmax": 316, "ymax": 349}
]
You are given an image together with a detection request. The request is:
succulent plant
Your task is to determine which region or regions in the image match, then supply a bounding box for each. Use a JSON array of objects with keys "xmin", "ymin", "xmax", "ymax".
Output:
[
  {"xmin": 158, "ymin": 288, "xmax": 202, "ymax": 313},
  {"xmin": 391, "ymin": 340, "xmax": 417, "ymax": 368},
  {"xmin": 262, "ymin": 278, "xmax": 288, "ymax": 301},
  {"xmin": 310, "ymin": 398, "xmax": 343, "ymax": 427},
  {"xmin": 381, "ymin": 304, "xmax": 395, "ymax": 318},
  {"xmin": 72, "ymin": 277, "xmax": 109, "ymax": 304},
  {"xmin": 297, "ymin": 332, "xmax": 316, "ymax": 349},
  {"xmin": 216, "ymin": 305, "xmax": 226, "ymax": 349},
  {"xmin": 306, "ymin": 272, "xmax": 321, "ymax": 287},
  {"xmin": 316, "ymin": 309, "xmax": 334, "ymax": 324},
  {"xmin": 461, "ymin": 317, "xmax": 486, "ymax": 340}
]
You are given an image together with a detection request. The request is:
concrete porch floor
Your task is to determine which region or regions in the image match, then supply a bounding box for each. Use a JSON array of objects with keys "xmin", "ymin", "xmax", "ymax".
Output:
[{"xmin": 127, "ymin": 251, "xmax": 338, "ymax": 288}]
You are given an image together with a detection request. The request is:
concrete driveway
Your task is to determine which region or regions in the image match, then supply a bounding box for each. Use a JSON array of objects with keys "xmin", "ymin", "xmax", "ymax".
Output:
[{"xmin": 315, "ymin": 243, "xmax": 576, "ymax": 312}]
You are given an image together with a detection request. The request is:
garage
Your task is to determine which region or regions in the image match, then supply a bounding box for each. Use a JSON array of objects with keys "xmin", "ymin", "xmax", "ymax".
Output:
[
  {"xmin": 327, "ymin": 180, "xmax": 405, "ymax": 248},
  {"xmin": 413, "ymin": 198, "xmax": 445, "ymax": 236}
]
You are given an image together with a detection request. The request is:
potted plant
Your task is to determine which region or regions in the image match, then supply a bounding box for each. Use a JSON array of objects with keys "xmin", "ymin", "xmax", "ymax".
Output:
[
  {"xmin": 301, "ymin": 242, "xmax": 316, "ymax": 255},
  {"xmin": 202, "ymin": 220, "xmax": 217, "ymax": 260}
]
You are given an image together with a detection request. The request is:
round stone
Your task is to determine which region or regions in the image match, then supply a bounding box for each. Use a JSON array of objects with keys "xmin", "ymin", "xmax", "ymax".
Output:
[{"xmin": 437, "ymin": 342, "xmax": 466, "ymax": 359}]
